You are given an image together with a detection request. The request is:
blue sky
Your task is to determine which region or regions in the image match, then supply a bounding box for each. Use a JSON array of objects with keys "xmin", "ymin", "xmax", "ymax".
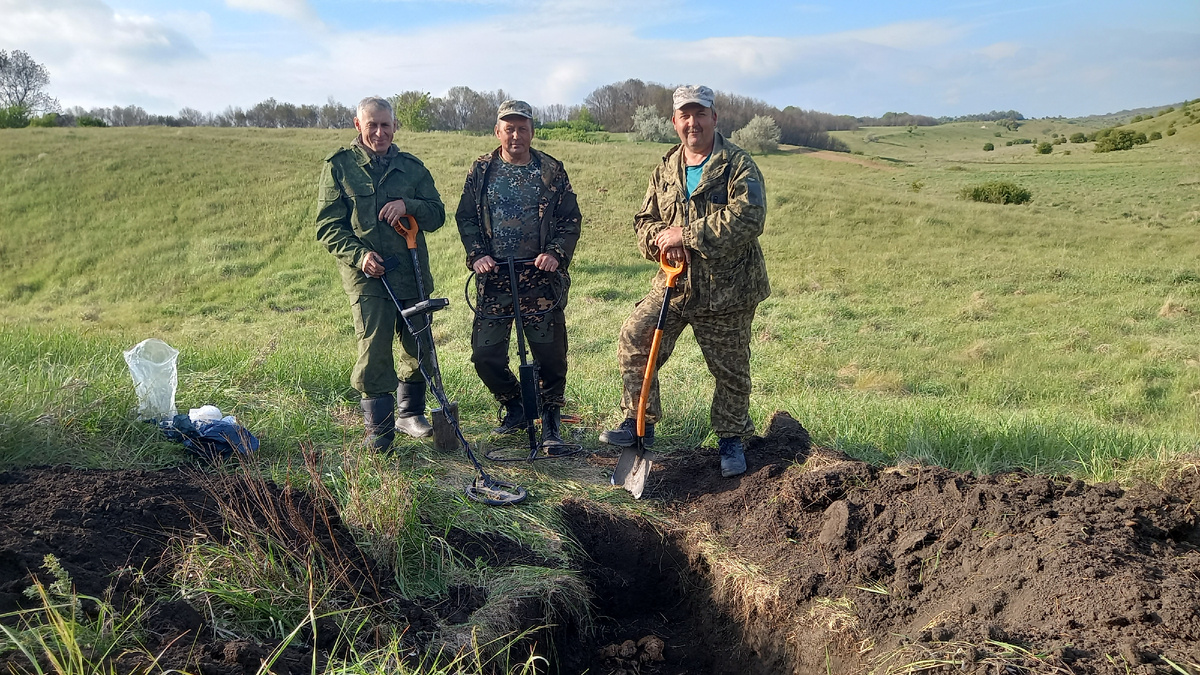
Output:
[{"xmin": 2, "ymin": 0, "xmax": 1197, "ymax": 118}]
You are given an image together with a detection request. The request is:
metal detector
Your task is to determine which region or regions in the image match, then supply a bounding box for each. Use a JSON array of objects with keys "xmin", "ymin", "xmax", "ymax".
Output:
[
  {"xmin": 380, "ymin": 215, "xmax": 526, "ymax": 505},
  {"xmin": 465, "ymin": 256, "xmax": 584, "ymax": 462}
]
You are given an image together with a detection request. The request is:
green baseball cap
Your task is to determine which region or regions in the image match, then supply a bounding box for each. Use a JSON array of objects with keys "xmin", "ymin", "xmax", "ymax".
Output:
[{"xmin": 496, "ymin": 100, "xmax": 534, "ymax": 121}]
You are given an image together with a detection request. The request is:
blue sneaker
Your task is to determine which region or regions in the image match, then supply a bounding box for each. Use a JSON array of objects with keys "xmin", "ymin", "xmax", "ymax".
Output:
[{"xmin": 718, "ymin": 437, "xmax": 746, "ymax": 478}]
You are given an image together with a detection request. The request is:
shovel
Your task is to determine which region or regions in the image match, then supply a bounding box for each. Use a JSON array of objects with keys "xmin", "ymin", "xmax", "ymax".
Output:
[
  {"xmin": 612, "ymin": 253, "xmax": 685, "ymax": 498},
  {"xmin": 389, "ymin": 214, "xmax": 458, "ymax": 452}
]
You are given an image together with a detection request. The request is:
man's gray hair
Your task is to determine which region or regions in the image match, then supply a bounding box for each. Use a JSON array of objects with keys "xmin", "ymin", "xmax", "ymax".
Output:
[{"xmin": 356, "ymin": 96, "xmax": 393, "ymax": 119}]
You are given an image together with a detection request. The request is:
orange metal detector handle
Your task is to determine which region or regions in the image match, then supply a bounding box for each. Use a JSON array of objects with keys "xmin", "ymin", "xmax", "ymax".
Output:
[
  {"xmin": 392, "ymin": 214, "xmax": 419, "ymax": 250},
  {"xmin": 636, "ymin": 254, "xmax": 687, "ymax": 437}
]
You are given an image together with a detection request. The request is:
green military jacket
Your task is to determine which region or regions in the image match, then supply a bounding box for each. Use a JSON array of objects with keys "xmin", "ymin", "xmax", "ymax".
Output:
[
  {"xmin": 455, "ymin": 147, "xmax": 581, "ymax": 270},
  {"xmin": 316, "ymin": 142, "xmax": 446, "ymax": 299},
  {"xmin": 635, "ymin": 133, "xmax": 770, "ymax": 312}
]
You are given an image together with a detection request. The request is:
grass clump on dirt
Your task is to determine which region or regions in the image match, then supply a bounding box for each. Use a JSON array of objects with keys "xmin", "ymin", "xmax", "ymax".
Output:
[
  {"xmin": 958, "ymin": 180, "xmax": 1032, "ymax": 204},
  {"xmin": 0, "ymin": 556, "xmax": 152, "ymax": 675}
]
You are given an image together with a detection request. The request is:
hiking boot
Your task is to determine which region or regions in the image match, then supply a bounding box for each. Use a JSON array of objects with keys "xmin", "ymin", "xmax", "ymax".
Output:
[
  {"xmin": 493, "ymin": 399, "xmax": 526, "ymax": 435},
  {"xmin": 718, "ymin": 437, "xmax": 746, "ymax": 478},
  {"xmin": 599, "ymin": 418, "xmax": 653, "ymax": 448},
  {"xmin": 541, "ymin": 405, "xmax": 570, "ymax": 456},
  {"xmin": 395, "ymin": 381, "xmax": 433, "ymax": 438},
  {"xmin": 361, "ymin": 394, "xmax": 395, "ymax": 452}
]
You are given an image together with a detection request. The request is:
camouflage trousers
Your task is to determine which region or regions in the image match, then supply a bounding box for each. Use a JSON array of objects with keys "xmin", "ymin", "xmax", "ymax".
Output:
[
  {"xmin": 350, "ymin": 294, "xmax": 432, "ymax": 398},
  {"xmin": 471, "ymin": 274, "xmax": 568, "ymax": 406},
  {"xmin": 617, "ymin": 291, "xmax": 757, "ymax": 438}
]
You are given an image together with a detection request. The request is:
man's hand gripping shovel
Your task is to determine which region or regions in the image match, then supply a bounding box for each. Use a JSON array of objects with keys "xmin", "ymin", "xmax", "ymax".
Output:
[
  {"xmin": 611, "ymin": 253, "xmax": 685, "ymax": 499},
  {"xmin": 380, "ymin": 215, "xmax": 526, "ymax": 505}
]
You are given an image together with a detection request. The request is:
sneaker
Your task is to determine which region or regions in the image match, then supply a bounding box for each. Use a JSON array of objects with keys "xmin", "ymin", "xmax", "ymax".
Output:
[
  {"xmin": 599, "ymin": 418, "xmax": 653, "ymax": 448},
  {"xmin": 718, "ymin": 437, "xmax": 746, "ymax": 478}
]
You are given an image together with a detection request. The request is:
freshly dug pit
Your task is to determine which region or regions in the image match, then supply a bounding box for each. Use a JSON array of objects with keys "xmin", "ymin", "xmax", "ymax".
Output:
[{"xmin": 572, "ymin": 411, "xmax": 1200, "ymax": 674}]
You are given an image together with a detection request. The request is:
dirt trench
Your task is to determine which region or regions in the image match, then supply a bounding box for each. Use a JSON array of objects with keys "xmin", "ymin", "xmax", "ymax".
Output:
[{"xmin": 565, "ymin": 411, "xmax": 1200, "ymax": 675}]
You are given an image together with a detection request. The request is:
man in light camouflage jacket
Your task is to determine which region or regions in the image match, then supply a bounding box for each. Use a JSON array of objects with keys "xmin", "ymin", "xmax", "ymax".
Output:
[{"xmin": 600, "ymin": 85, "xmax": 770, "ymax": 478}]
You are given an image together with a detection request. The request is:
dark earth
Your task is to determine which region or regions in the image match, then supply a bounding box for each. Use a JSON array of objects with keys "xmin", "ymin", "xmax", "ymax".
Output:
[{"xmin": 3, "ymin": 411, "xmax": 1198, "ymax": 674}]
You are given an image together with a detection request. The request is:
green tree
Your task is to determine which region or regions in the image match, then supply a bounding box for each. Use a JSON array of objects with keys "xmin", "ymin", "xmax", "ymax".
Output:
[
  {"xmin": 1069, "ymin": 132, "xmax": 1086, "ymax": 143},
  {"xmin": 983, "ymin": 142, "xmax": 994, "ymax": 151},
  {"xmin": 0, "ymin": 104, "xmax": 29, "ymax": 128},
  {"xmin": 1036, "ymin": 141, "xmax": 1052, "ymax": 154},
  {"xmin": 389, "ymin": 91, "xmax": 432, "ymax": 132}
]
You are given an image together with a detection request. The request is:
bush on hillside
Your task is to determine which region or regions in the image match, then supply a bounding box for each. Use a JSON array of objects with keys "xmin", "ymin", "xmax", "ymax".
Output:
[
  {"xmin": 0, "ymin": 104, "xmax": 29, "ymax": 128},
  {"xmin": 731, "ymin": 115, "xmax": 782, "ymax": 154},
  {"xmin": 1149, "ymin": 131, "xmax": 1162, "ymax": 141},
  {"xmin": 533, "ymin": 127, "xmax": 609, "ymax": 144},
  {"xmin": 1036, "ymin": 142, "xmax": 1053, "ymax": 154},
  {"xmin": 1094, "ymin": 129, "xmax": 1147, "ymax": 152},
  {"xmin": 960, "ymin": 181, "xmax": 1032, "ymax": 205},
  {"xmin": 629, "ymin": 105, "xmax": 676, "ymax": 143},
  {"xmin": 1010, "ymin": 138, "xmax": 1032, "ymax": 145},
  {"xmin": 27, "ymin": 113, "xmax": 58, "ymax": 127},
  {"xmin": 1167, "ymin": 128, "xmax": 1177, "ymax": 136},
  {"xmin": 1069, "ymin": 132, "xmax": 1087, "ymax": 143},
  {"xmin": 983, "ymin": 142, "xmax": 994, "ymax": 151},
  {"xmin": 78, "ymin": 115, "xmax": 107, "ymax": 127}
]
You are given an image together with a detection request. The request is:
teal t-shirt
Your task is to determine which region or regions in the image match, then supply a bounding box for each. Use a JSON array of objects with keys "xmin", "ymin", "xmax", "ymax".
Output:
[{"xmin": 684, "ymin": 154, "xmax": 710, "ymax": 198}]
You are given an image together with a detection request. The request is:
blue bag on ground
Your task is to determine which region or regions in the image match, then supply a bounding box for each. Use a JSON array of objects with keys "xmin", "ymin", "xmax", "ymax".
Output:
[{"xmin": 160, "ymin": 414, "xmax": 258, "ymax": 460}]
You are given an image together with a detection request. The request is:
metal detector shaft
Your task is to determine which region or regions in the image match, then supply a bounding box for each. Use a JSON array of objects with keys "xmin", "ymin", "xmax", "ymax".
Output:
[{"xmin": 505, "ymin": 257, "xmax": 541, "ymax": 459}]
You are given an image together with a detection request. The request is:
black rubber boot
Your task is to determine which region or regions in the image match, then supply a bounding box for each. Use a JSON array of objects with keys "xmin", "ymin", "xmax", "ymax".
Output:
[
  {"xmin": 395, "ymin": 381, "xmax": 433, "ymax": 438},
  {"xmin": 493, "ymin": 398, "xmax": 526, "ymax": 435},
  {"xmin": 541, "ymin": 405, "xmax": 568, "ymax": 455},
  {"xmin": 361, "ymin": 394, "xmax": 396, "ymax": 452}
]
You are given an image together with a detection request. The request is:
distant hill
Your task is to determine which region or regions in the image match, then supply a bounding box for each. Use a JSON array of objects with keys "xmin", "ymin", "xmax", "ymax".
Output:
[{"xmin": 1065, "ymin": 99, "xmax": 1195, "ymax": 125}]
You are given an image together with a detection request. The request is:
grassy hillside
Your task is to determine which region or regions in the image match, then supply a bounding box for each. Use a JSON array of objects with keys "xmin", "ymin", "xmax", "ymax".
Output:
[{"xmin": 2, "ymin": 118, "xmax": 1200, "ymax": 478}]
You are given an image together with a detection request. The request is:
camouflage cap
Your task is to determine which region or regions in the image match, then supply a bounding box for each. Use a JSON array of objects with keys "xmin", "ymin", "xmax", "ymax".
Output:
[
  {"xmin": 496, "ymin": 100, "xmax": 534, "ymax": 121},
  {"xmin": 673, "ymin": 85, "xmax": 715, "ymax": 110}
]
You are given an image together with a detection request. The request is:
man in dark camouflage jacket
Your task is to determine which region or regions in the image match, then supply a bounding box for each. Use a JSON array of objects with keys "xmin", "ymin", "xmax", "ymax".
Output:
[
  {"xmin": 316, "ymin": 96, "xmax": 446, "ymax": 452},
  {"xmin": 456, "ymin": 100, "xmax": 582, "ymax": 451},
  {"xmin": 600, "ymin": 85, "xmax": 770, "ymax": 478}
]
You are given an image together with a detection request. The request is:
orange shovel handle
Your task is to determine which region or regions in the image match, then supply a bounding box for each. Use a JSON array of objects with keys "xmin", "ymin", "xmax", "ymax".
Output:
[
  {"xmin": 634, "ymin": 252, "xmax": 687, "ymax": 438},
  {"xmin": 393, "ymin": 214, "xmax": 418, "ymax": 250},
  {"xmin": 636, "ymin": 329, "xmax": 664, "ymax": 437}
]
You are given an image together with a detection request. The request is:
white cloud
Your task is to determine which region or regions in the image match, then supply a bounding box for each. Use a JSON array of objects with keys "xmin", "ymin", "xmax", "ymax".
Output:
[
  {"xmin": 4, "ymin": 0, "xmax": 1195, "ymax": 119},
  {"xmin": 976, "ymin": 41, "xmax": 1020, "ymax": 60},
  {"xmin": 224, "ymin": 0, "xmax": 319, "ymax": 24}
]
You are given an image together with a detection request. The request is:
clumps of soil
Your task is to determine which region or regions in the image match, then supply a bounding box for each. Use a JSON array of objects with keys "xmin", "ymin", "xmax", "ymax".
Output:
[
  {"xmin": 565, "ymin": 411, "xmax": 1200, "ymax": 674},
  {"xmin": 0, "ymin": 466, "xmax": 477, "ymax": 675}
]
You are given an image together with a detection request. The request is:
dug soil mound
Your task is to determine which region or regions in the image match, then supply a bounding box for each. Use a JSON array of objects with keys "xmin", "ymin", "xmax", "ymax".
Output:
[
  {"xmin": 570, "ymin": 411, "xmax": 1200, "ymax": 674},
  {"xmin": 0, "ymin": 466, "xmax": 443, "ymax": 675},
  {"xmin": 3, "ymin": 413, "xmax": 1199, "ymax": 674}
]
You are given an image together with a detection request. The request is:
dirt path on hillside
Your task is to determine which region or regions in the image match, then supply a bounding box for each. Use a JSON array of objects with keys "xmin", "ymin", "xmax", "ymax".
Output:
[{"xmin": 784, "ymin": 146, "xmax": 900, "ymax": 170}]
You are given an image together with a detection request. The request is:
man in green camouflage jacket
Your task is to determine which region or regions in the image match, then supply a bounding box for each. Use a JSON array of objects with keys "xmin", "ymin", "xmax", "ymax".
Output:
[
  {"xmin": 456, "ymin": 100, "xmax": 581, "ymax": 451},
  {"xmin": 316, "ymin": 96, "xmax": 447, "ymax": 452},
  {"xmin": 600, "ymin": 85, "xmax": 770, "ymax": 478}
]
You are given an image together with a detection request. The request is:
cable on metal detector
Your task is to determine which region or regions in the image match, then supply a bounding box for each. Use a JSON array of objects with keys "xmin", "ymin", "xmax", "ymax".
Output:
[{"xmin": 381, "ymin": 274, "xmax": 527, "ymax": 506}]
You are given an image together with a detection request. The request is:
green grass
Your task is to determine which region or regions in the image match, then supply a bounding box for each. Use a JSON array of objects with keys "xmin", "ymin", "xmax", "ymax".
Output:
[
  {"xmin": 3, "ymin": 121, "xmax": 1200, "ymax": 480},
  {"xmin": 3, "ymin": 115, "xmax": 1200, "ymax": 671}
]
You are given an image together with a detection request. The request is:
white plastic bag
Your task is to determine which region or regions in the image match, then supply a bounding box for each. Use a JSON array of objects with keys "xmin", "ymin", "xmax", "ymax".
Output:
[{"xmin": 123, "ymin": 338, "xmax": 180, "ymax": 420}]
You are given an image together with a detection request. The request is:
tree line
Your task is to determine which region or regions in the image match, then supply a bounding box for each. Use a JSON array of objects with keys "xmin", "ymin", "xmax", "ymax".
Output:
[{"xmin": 2, "ymin": 48, "xmax": 1027, "ymax": 153}]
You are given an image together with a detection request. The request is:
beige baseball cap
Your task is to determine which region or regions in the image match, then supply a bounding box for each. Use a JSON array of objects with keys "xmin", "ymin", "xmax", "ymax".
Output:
[
  {"xmin": 496, "ymin": 100, "xmax": 534, "ymax": 121},
  {"xmin": 673, "ymin": 85, "xmax": 715, "ymax": 110}
]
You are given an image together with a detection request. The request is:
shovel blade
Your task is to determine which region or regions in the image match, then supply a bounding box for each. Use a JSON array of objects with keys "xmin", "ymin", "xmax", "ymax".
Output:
[
  {"xmin": 431, "ymin": 402, "xmax": 459, "ymax": 452},
  {"xmin": 611, "ymin": 446, "xmax": 660, "ymax": 499}
]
